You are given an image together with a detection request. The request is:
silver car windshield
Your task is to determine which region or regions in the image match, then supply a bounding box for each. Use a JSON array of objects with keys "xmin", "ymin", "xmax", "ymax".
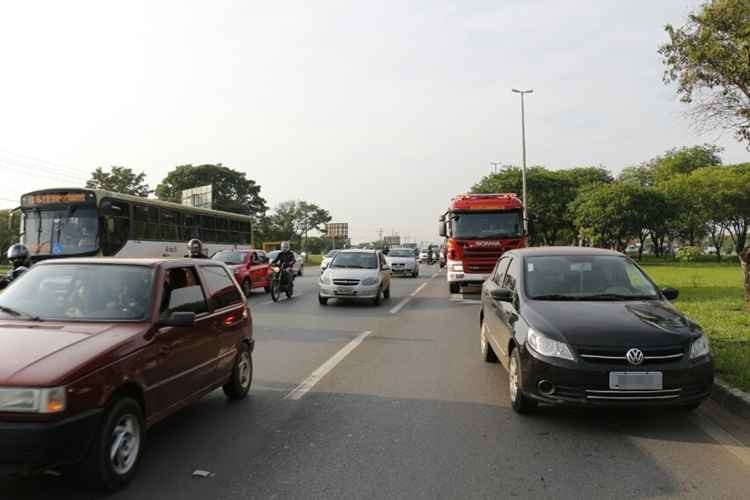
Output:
[{"xmin": 331, "ymin": 253, "xmax": 378, "ymax": 269}]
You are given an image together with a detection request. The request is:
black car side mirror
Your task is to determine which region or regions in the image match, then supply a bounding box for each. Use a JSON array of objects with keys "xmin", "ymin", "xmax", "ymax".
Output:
[
  {"xmin": 157, "ymin": 311, "xmax": 196, "ymax": 328},
  {"xmin": 491, "ymin": 287, "xmax": 514, "ymax": 302},
  {"xmin": 662, "ymin": 287, "xmax": 679, "ymax": 301}
]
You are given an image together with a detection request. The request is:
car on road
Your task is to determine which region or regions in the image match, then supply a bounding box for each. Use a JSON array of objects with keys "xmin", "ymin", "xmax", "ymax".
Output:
[
  {"xmin": 418, "ymin": 249, "xmax": 429, "ymax": 263},
  {"xmin": 320, "ymin": 249, "xmax": 340, "ymax": 271},
  {"xmin": 212, "ymin": 249, "xmax": 272, "ymax": 296},
  {"xmin": 318, "ymin": 249, "xmax": 391, "ymax": 305},
  {"xmin": 479, "ymin": 247, "xmax": 713, "ymax": 414},
  {"xmin": 0, "ymin": 258, "xmax": 254, "ymax": 490},
  {"xmin": 386, "ymin": 247, "xmax": 420, "ymax": 277},
  {"xmin": 267, "ymin": 250, "xmax": 304, "ymax": 276}
]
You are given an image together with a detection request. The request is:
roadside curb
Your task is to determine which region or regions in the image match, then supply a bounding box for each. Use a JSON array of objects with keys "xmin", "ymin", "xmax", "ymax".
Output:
[{"xmin": 711, "ymin": 378, "xmax": 750, "ymax": 420}]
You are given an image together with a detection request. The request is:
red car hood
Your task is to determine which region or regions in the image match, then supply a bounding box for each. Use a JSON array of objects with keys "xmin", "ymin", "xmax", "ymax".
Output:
[{"xmin": 0, "ymin": 321, "xmax": 145, "ymax": 385}]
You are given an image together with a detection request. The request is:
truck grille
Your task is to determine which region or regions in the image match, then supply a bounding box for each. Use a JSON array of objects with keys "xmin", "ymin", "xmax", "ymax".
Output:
[
  {"xmin": 577, "ymin": 345, "xmax": 685, "ymax": 365},
  {"xmin": 462, "ymin": 247, "xmax": 504, "ymax": 274}
]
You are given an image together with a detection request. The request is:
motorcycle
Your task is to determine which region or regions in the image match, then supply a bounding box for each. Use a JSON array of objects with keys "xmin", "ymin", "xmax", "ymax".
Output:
[{"xmin": 270, "ymin": 265, "xmax": 294, "ymax": 302}]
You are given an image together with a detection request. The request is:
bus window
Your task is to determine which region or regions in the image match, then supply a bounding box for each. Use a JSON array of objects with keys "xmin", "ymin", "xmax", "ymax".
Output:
[
  {"xmin": 160, "ymin": 209, "xmax": 181, "ymax": 241},
  {"xmin": 215, "ymin": 218, "xmax": 228, "ymax": 230},
  {"xmin": 101, "ymin": 199, "xmax": 130, "ymax": 256},
  {"xmin": 135, "ymin": 205, "xmax": 159, "ymax": 240}
]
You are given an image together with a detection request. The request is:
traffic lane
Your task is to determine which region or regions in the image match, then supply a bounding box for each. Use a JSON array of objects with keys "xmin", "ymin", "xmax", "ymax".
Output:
[
  {"xmin": 249, "ymin": 270, "xmax": 440, "ymax": 393},
  {"xmin": 234, "ymin": 273, "xmax": 750, "ymax": 499}
]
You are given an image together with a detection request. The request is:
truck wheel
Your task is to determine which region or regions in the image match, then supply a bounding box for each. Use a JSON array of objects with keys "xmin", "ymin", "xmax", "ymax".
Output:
[
  {"xmin": 223, "ymin": 343, "xmax": 252, "ymax": 400},
  {"xmin": 81, "ymin": 397, "xmax": 145, "ymax": 492},
  {"xmin": 449, "ymin": 283, "xmax": 460, "ymax": 294}
]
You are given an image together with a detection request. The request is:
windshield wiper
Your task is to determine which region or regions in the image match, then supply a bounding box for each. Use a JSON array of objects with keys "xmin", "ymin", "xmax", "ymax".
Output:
[
  {"xmin": 530, "ymin": 294, "xmax": 580, "ymax": 301},
  {"xmin": 0, "ymin": 305, "xmax": 42, "ymax": 321}
]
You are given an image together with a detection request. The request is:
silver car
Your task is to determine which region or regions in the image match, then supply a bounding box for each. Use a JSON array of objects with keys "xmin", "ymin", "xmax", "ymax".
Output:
[
  {"xmin": 386, "ymin": 248, "xmax": 419, "ymax": 277},
  {"xmin": 318, "ymin": 249, "xmax": 391, "ymax": 305}
]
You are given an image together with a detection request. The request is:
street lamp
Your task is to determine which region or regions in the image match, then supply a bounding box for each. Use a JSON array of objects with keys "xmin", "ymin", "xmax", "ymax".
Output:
[{"xmin": 512, "ymin": 88, "xmax": 533, "ymax": 234}]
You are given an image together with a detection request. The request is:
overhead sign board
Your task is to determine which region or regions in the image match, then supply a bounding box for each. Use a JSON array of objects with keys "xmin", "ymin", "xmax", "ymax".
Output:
[
  {"xmin": 384, "ymin": 235, "xmax": 401, "ymax": 246},
  {"xmin": 181, "ymin": 185, "xmax": 213, "ymax": 209},
  {"xmin": 326, "ymin": 222, "xmax": 348, "ymax": 240}
]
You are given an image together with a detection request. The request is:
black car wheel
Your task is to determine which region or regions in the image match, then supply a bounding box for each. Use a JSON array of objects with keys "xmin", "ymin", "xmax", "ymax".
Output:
[
  {"xmin": 242, "ymin": 278, "xmax": 253, "ymax": 298},
  {"xmin": 81, "ymin": 396, "xmax": 145, "ymax": 492},
  {"xmin": 449, "ymin": 283, "xmax": 460, "ymax": 294},
  {"xmin": 223, "ymin": 343, "xmax": 253, "ymax": 400},
  {"xmin": 509, "ymin": 349, "xmax": 536, "ymax": 414},
  {"xmin": 481, "ymin": 319, "xmax": 497, "ymax": 363},
  {"xmin": 319, "ymin": 295, "xmax": 328, "ymax": 305}
]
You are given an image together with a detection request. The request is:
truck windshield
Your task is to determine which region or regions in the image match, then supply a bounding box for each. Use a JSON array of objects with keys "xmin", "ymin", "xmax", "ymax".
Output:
[
  {"xmin": 450, "ymin": 211, "xmax": 522, "ymax": 239},
  {"xmin": 22, "ymin": 207, "xmax": 99, "ymax": 256}
]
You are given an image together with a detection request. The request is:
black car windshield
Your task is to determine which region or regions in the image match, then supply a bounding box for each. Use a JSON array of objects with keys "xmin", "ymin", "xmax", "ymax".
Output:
[
  {"xmin": 331, "ymin": 253, "xmax": 378, "ymax": 269},
  {"xmin": 451, "ymin": 211, "xmax": 522, "ymax": 239},
  {"xmin": 525, "ymin": 255, "xmax": 659, "ymax": 300},
  {"xmin": 0, "ymin": 264, "xmax": 154, "ymax": 321},
  {"xmin": 22, "ymin": 207, "xmax": 99, "ymax": 256},
  {"xmin": 389, "ymin": 249, "xmax": 414, "ymax": 258},
  {"xmin": 212, "ymin": 251, "xmax": 247, "ymax": 265}
]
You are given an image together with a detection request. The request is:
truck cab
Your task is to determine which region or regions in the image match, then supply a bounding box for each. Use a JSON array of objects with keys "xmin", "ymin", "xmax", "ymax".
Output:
[{"xmin": 439, "ymin": 193, "xmax": 526, "ymax": 294}]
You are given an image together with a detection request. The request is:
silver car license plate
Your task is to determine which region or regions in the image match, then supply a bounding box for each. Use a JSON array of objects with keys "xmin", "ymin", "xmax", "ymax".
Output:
[
  {"xmin": 609, "ymin": 372, "xmax": 662, "ymax": 390},
  {"xmin": 336, "ymin": 287, "xmax": 354, "ymax": 295}
]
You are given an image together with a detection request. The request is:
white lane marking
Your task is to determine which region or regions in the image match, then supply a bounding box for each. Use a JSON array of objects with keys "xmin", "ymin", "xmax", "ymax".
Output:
[
  {"xmin": 389, "ymin": 273, "xmax": 439, "ymax": 315},
  {"xmin": 692, "ymin": 411, "xmax": 750, "ymax": 468},
  {"xmin": 284, "ymin": 330, "xmax": 373, "ymax": 400}
]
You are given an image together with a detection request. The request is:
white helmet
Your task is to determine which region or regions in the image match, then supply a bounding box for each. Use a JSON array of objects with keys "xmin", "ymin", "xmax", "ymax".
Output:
[{"xmin": 281, "ymin": 241, "xmax": 290, "ymax": 251}]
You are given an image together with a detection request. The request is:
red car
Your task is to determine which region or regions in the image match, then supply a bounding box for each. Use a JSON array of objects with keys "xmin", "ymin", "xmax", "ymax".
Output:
[
  {"xmin": 212, "ymin": 249, "xmax": 272, "ymax": 297},
  {"xmin": 0, "ymin": 258, "xmax": 253, "ymax": 491}
]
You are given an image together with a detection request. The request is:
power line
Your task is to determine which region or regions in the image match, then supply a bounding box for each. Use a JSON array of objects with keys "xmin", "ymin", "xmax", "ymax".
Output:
[
  {"xmin": 0, "ymin": 156, "xmax": 86, "ymax": 182},
  {"xmin": 0, "ymin": 148, "xmax": 90, "ymax": 176},
  {"xmin": 0, "ymin": 159, "xmax": 84, "ymax": 184}
]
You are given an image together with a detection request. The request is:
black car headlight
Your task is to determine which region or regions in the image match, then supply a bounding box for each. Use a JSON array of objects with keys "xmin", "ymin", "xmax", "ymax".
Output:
[
  {"xmin": 689, "ymin": 335, "xmax": 710, "ymax": 359},
  {"xmin": 527, "ymin": 329, "xmax": 575, "ymax": 361}
]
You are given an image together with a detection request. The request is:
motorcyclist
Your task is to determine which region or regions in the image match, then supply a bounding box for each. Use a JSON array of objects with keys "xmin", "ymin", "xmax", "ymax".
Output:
[
  {"xmin": 0, "ymin": 243, "xmax": 32, "ymax": 290},
  {"xmin": 185, "ymin": 239, "xmax": 209, "ymax": 259},
  {"xmin": 272, "ymin": 241, "xmax": 296, "ymax": 285}
]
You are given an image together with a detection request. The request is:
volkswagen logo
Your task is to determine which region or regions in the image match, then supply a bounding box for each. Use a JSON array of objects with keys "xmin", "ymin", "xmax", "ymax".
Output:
[{"xmin": 626, "ymin": 348, "xmax": 644, "ymax": 366}]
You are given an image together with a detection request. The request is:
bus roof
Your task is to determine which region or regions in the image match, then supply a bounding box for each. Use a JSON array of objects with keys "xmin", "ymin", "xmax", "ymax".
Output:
[{"xmin": 22, "ymin": 187, "xmax": 252, "ymax": 221}]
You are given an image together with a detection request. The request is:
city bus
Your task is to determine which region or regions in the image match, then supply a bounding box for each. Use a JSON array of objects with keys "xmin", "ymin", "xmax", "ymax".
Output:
[{"xmin": 16, "ymin": 188, "xmax": 253, "ymax": 262}]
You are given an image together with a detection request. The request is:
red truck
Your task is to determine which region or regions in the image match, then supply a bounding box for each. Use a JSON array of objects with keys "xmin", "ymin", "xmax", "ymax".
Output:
[{"xmin": 439, "ymin": 193, "xmax": 526, "ymax": 293}]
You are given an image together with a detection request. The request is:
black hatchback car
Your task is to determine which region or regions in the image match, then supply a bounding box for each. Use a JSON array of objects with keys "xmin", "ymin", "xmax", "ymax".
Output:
[{"xmin": 480, "ymin": 247, "xmax": 713, "ymax": 414}]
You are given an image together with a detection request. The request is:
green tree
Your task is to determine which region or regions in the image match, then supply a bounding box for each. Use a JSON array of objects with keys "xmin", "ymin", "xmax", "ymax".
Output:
[
  {"xmin": 86, "ymin": 166, "xmax": 150, "ymax": 196},
  {"xmin": 472, "ymin": 165, "xmax": 612, "ymax": 246},
  {"xmin": 620, "ymin": 145, "xmax": 723, "ymax": 187},
  {"xmin": 659, "ymin": 0, "xmax": 750, "ymax": 146},
  {"xmin": 0, "ymin": 210, "xmax": 20, "ymax": 264},
  {"xmin": 570, "ymin": 182, "xmax": 665, "ymax": 253},
  {"xmin": 155, "ymin": 164, "xmax": 267, "ymax": 215},
  {"xmin": 261, "ymin": 200, "xmax": 331, "ymax": 250}
]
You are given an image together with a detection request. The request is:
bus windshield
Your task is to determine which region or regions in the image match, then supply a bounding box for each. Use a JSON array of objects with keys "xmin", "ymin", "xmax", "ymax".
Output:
[
  {"xmin": 22, "ymin": 207, "xmax": 99, "ymax": 256},
  {"xmin": 450, "ymin": 211, "xmax": 522, "ymax": 239}
]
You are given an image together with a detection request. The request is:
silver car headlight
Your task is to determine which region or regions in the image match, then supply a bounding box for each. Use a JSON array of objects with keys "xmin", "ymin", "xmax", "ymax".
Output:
[
  {"xmin": 0, "ymin": 386, "xmax": 67, "ymax": 413},
  {"xmin": 361, "ymin": 277, "xmax": 379, "ymax": 286},
  {"xmin": 527, "ymin": 329, "xmax": 575, "ymax": 361},
  {"xmin": 320, "ymin": 273, "xmax": 332, "ymax": 285},
  {"xmin": 690, "ymin": 335, "xmax": 710, "ymax": 359}
]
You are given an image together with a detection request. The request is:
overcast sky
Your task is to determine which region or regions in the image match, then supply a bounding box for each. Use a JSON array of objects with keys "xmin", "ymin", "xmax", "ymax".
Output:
[{"xmin": 0, "ymin": 0, "xmax": 747, "ymax": 244}]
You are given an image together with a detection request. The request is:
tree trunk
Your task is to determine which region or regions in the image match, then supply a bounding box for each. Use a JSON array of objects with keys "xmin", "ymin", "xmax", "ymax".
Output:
[{"xmin": 740, "ymin": 247, "xmax": 750, "ymax": 311}]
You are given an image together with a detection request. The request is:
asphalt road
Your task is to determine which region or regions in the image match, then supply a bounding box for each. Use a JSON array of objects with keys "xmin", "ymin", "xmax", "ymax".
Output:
[{"xmin": 4, "ymin": 264, "xmax": 750, "ymax": 499}]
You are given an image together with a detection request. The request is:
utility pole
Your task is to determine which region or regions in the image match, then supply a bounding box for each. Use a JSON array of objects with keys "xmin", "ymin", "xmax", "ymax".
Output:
[
  {"xmin": 490, "ymin": 161, "xmax": 501, "ymax": 175},
  {"xmin": 512, "ymin": 88, "xmax": 533, "ymax": 234}
]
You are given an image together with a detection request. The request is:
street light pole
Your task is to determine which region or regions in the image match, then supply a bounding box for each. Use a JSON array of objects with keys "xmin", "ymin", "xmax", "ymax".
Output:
[
  {"xmin": 490, "ymin": 161, "xmax": 501, "ymax": 175},
  {"xmin": 512, "ymin": 88, "xmax": 533, "ymax": 234}
]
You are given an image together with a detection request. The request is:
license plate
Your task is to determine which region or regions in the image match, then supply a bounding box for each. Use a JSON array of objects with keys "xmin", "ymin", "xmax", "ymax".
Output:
[
  {"xmin": 609, "ymin": 372, "xmax": 662, "ymax": 390},
  {"xmin": 336, "ymin": 287, "xmax": 354, "ymax": 295}
]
